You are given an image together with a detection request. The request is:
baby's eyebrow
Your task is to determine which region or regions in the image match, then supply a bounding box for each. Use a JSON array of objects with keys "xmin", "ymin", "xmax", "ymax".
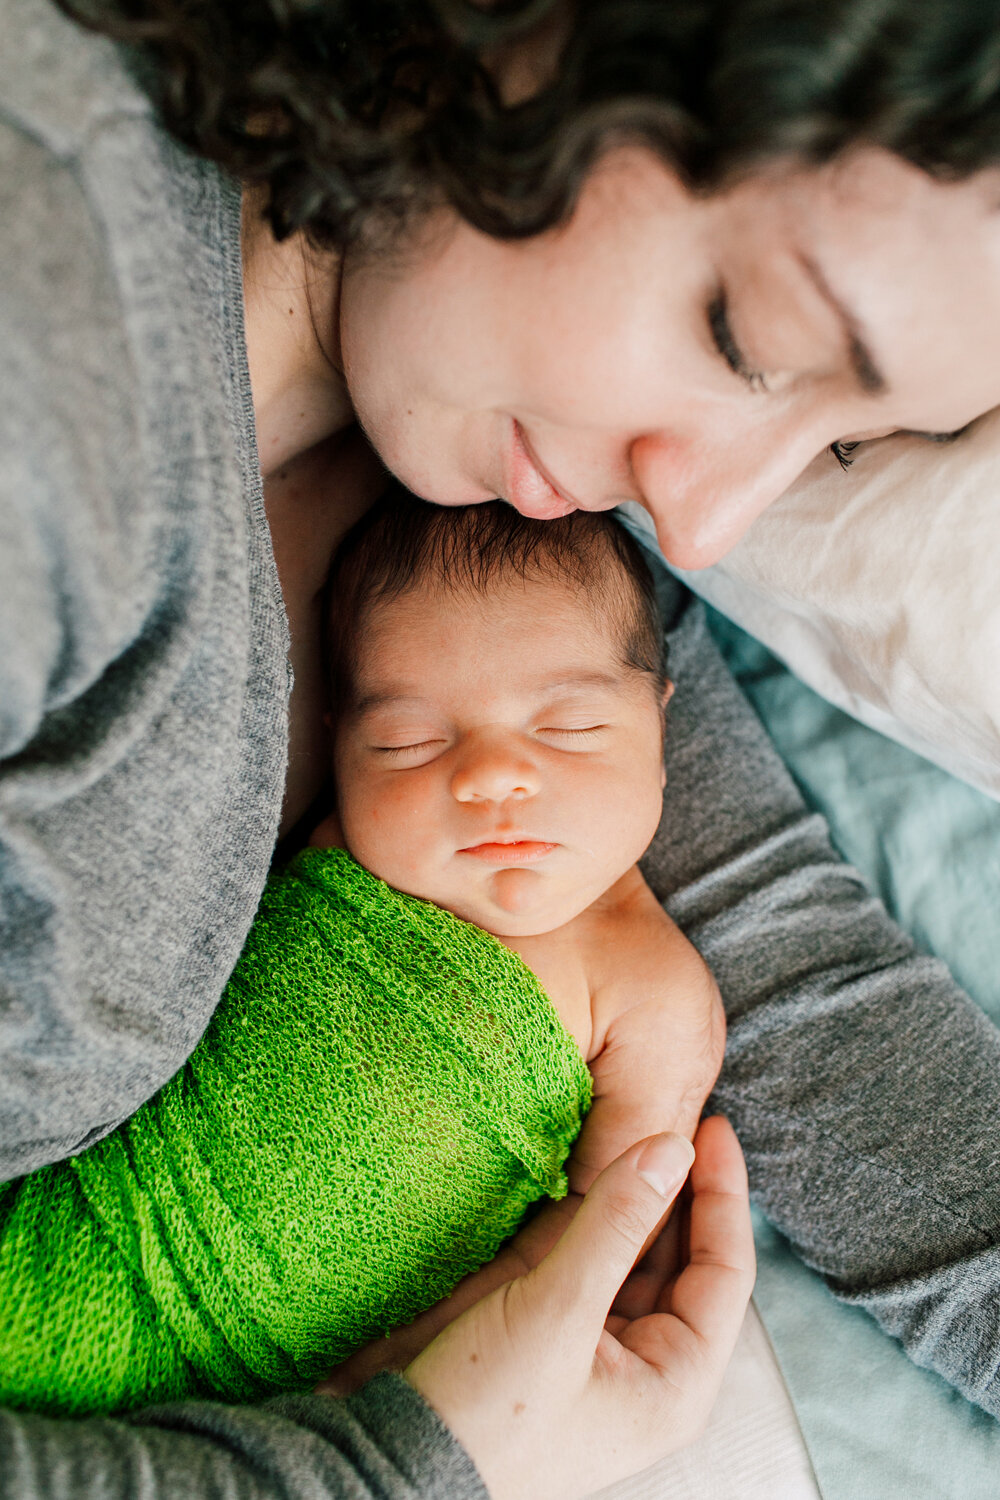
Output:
[
  {"xmin": 532, "ymin": 670, "xmax": 631, "ymax": 696},
  {"xmin": 353, "ymin": 691, "xmax": 433, "ymax": 717},
  {"xmin": 351, "ymin": 671, "xmax": 630, "ymax": 721}
]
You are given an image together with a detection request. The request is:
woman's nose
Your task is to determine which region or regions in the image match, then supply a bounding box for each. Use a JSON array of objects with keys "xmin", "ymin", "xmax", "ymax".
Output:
[
  {"xmin": 450, "ymin": 736, "xmax": 540, "ymax": 805},
  {"xmin": 629, "ymin": 425, "xmax": 829, "ymax": 570}
]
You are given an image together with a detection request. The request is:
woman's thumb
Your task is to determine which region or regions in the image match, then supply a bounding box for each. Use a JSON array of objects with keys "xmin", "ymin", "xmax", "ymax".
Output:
[{"xmin": 531, "ymin": 1133, "xmax": 695, "ymax": 1328}]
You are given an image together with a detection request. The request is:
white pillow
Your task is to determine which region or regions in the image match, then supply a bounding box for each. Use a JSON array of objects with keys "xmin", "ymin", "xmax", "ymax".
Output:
[{"xmin": 659, "ymin": 408, "xmax": 1000, "ymax": 801}]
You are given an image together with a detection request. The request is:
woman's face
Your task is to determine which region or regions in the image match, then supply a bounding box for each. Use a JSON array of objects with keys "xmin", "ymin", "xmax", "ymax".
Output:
[{"xmin": 338, "ymin": 146, "xmax": 1000, "ymax": 569}]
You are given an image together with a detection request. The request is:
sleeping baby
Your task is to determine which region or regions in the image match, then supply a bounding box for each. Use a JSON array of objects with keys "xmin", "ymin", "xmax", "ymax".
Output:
[{"xmin": 0, "ymin": 491, "xmax": 720, "ymax": 1416}]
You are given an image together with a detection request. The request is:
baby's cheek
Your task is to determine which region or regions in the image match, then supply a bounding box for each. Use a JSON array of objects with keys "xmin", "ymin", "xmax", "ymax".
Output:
[
  {"xmin": 342, "ymin": 775, "xmax": 438, "ymax": 890},
  {"xmin": 593, "ymin": 769, "xmax": 663, "ymax": 865},
  {"xmin": 339, "ymin": 778, "xmax": 398, "ymax": 867}
]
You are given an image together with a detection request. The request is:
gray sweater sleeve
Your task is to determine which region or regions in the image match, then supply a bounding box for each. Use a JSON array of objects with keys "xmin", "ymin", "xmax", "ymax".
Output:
[
  {"xmin": 0, "ymin": 1377, "xmax": 489, "ymax": 1500},
  {"xmin": 0, "ymin": 106, "xmax": 289, "ymax": 1178},
  {"xmin": 643, "ymin": 584, "xmax": 1000, "ymax": 1418},
  {"xmin": 0, "ymin": 118, "xmax": 149, "ymax": 1167}
]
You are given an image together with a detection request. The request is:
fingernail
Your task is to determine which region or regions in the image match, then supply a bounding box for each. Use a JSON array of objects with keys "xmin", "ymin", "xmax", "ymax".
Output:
[{"xmin": 636, "ymin": 1135, "xmax": 695, "ymax": 1198}]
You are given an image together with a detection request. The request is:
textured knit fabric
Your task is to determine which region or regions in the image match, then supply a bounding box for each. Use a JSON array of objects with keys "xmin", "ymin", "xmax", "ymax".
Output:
[{"xmin": 0, "ymin": 847, "xmax": 590, "ymax": 1416}]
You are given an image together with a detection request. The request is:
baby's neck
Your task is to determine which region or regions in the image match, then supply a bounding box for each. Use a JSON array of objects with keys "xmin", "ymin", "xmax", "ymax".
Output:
[
  {"xmin": 307, "ymin": 815, "xmax": 596, "ymax": 1060},
  {"xmin": 497, "ymin": 927, "xmax": 594, "ymax": 1061}
]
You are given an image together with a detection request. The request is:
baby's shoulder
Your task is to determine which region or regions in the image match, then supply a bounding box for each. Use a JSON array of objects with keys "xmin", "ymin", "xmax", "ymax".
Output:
[
  {"xmin": 498, "ymin": 929, "xmax": 593, "ymax": 1062},
  {"xmin": 587, "ymin": 900, "xmax": 721, "ymax": 1053}
]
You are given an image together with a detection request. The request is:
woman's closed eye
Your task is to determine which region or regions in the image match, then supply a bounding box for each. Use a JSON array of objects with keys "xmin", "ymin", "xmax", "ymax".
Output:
[
  {"xmin": 830, "ymin": 438, "xmax": 861, "ymax": 469},
  {"xmin": 709, "ymin": 292, "xmax": 866, "ymax": 472},
  {"xmin": 708, "ymin": 288, "xmax": 769, "ymax": 393},
  {"xmin": 829, "ymin": 426, "xmax": 967, "ymax": 471}
]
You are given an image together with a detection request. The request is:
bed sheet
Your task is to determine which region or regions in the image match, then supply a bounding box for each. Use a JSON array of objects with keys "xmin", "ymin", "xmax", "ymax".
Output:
[
  {"xmin": 589, "ymin": 1299, "xmax": 820, "ymax": 1500},
  {"xmin": 707, "ymin": 607, "xmax": 1000, "ymax": 1498}
]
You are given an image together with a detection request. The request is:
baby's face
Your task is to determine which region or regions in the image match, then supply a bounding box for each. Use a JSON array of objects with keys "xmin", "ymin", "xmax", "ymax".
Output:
[{"xmin": 333, "ymin": 570, "xmax": 666, "ymax": 937}]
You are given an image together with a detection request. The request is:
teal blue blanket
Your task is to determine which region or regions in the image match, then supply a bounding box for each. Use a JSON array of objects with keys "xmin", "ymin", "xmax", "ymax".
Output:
[{"xmin": 710, "ymin": 608, "xmax": 1000, "ymax": 1499}]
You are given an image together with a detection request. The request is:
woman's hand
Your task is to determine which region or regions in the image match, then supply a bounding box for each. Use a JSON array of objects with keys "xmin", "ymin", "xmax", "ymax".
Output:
[
  {"xmin": 408, "ymin": 1119, "xmax": 752, "ymax": 1500},
  {"xmin": 322, "ymin": 1119, "xmax": 754, "ymax": 1500}
]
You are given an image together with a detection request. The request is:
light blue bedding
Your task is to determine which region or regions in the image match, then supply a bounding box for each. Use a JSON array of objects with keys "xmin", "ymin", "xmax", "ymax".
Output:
[{"xmin": 708, "ymin": 608, "xmax": 1000, "ymax": 1498}]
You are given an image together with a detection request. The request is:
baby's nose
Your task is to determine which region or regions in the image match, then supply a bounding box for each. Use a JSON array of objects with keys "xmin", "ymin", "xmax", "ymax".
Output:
[{"xmin": 450, "ymin": 737, "xmax": 540, "ymax": 805}]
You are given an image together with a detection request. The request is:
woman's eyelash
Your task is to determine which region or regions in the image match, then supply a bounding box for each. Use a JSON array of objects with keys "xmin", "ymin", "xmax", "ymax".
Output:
[
  {"xmin": 708, "ymin": 289, "xmax": 768, "ymax": 392},
  {"xmin": 829, "ymin": 439, "xmax": 861, "ymax": 469}
]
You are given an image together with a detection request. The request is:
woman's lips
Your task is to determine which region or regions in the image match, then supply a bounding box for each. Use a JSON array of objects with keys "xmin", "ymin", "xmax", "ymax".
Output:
[
  {"xmin": 459, "ymin": 840, "xmax": 558, "ymax": 865},
  {"xmin": 503, "ymin": 420, "xmax": 578, "ymax": 520}
]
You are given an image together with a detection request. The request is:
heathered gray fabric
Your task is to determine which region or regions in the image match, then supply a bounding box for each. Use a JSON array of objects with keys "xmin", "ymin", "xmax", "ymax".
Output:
[
  {"xmin": 0, "ymin": 0, "xmax": 291, "ymax": 1179},
  {"xmin": 4, "ymin": 0, "xmax": 1000, "ymax": 1494},
  {"xmin": 0, "ymin": 1375, "xmax": 489, "ymax": 1500}
]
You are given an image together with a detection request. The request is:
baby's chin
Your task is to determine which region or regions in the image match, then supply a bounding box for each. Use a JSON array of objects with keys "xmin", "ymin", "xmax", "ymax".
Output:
[
  {"xmin": 350, "ymin": 848, "xmax": 594, "ymax": 937},
  {"xmin": 452, "ymin": 869, "xmax": 592, "ymax": 938}
]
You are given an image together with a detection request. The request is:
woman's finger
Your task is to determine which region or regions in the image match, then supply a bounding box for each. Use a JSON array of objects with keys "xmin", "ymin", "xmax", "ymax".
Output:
[
  {"xmin": 405, "ymin": 1122, "xmax": 750, "ymax": 1500},
  {"xmin": 319, "ymin": 1194, "xmax": 582, "ymax": 1395},
  {"xmin": 656, "ymin": 1117, "xmax": 756, "ymax": 1357},
  {"xmin": 610, "ymin": 1204, "xmax": 684, "ymax": 1320},
  {"xmin": 530, "ymin": 1132, "xmax": 695, "ymax": 1332}
]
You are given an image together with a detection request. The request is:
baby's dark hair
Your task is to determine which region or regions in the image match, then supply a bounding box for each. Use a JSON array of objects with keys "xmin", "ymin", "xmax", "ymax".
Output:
[{"xmin": 325, "ymin": 487, "xmax": 667, "ymax": 715}]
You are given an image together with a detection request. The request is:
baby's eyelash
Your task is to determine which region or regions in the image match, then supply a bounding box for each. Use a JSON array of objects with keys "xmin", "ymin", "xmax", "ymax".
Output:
[
  {"xmin": 375, "ymin": 741, "xmax": 440, "ymax": 757},
  {"xmin": 540, "ymin": 725, "xmax": 605, "ymax": 737},
  {"xmin": 830, "ymin": 439, "xmax": 861, "ymax": 470}
]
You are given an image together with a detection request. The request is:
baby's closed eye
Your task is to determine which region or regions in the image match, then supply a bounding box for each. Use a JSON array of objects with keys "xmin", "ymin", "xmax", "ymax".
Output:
[
  {"xmin": 536, "ymin": 723, "xmax": 608, "ymax": 742},
  {"xmin": 373, "ymin": 739, "xmax": 448, "ymax": 759}
]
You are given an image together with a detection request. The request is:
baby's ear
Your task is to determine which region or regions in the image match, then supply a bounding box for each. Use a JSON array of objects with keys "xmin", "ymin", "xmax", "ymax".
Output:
[{"xmin": 660, "ymin": 680, "xmax": 673, "ymax": 790}]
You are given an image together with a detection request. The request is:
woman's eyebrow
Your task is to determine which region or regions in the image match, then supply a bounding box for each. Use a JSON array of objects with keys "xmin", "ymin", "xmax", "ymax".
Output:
[
  {"xmin": 910, "ymin": 424, "xmax": 972, "ymax": 443},
  {"xmin": 797, "ymin": 252, "xmax": 888, "ymax": 396}
]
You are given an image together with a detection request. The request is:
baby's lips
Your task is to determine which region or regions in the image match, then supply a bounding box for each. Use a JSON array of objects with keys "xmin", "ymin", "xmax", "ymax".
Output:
[{"xmin": 458, "ymin": 840, "xmax": 559, "ymax": 865}]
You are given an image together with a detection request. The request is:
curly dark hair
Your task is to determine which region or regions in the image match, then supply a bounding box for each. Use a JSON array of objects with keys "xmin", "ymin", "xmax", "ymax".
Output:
[{"xmin": 57, "ymin": 0, "xmax": 1000, "ymax": 249}]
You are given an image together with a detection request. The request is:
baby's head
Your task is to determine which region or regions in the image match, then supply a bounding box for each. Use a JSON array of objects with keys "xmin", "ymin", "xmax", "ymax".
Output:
[{"xmin": 325, "ymin": 491, "xmax": 669, "ymax": 938}]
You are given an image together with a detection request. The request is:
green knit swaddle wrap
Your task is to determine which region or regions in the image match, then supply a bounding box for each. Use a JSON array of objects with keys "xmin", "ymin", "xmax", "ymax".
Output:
[{"xmin": 0, "ymin": 848, "xmax": 591, "ymax": 1416}]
